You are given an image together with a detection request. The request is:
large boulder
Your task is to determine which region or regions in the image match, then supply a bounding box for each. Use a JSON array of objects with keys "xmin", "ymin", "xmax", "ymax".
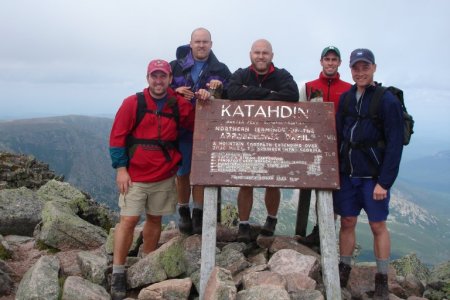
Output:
[
  {"xmin": 138, "ymin": 278, "xmax": 193, "ymax": 300},
  {"xmin": 37, "ymin": 180, "xmax": 117, "ymax": 231},
  {"xmin": 0, "ymin": 187, "xmax": 43, "ymax": 236},
  {"xmin": 127, "ymin": 236, "xmax": 186, "ymax": 289},
  {"xmin": 15, "ymin": 255, "xmax": 60, "ymax": 300},
  {"xmin": 204, "ymin": 267, "xmax": 237, "ymax": 300},
  {"xmin": 62, "ymin": 276, "xmax": 110, "ymax": 300},
  {"xmin": 34, "ymin": 199, "xmax": 107, "ymax": 250}
]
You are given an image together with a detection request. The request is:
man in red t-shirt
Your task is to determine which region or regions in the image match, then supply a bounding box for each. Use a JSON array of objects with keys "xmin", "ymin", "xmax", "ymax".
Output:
[{"xmin": 108, "ymin": 59, "xmax": 198, "ymax": 300}]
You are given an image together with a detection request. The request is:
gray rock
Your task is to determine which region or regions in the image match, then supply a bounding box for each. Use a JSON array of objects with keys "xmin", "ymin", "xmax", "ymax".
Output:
[
  {"xmin": 289, "ymin": 289, "xmax": 324, "ymax": 300},
  {"xmin": 236, "ymin": 285, "xmax": 290, "ymax": 300},
  {"xmin": 138, "ymin": 278, "xmax": 192, "ymax": 300},
  {"xmin": 77, "ymin": 251, "xmax": 109, "ymax": 286},
  {"xmin": 283, "ymin": 272, "xmax": 317, "ymax": 292},
  {"xmin": 37, "ymin": 179, "xmax": 86, "ymax": 204},
  {"xmin": 204, "ymin": 267, "xmax": 236, "ymax": 300},
  {"xmin": 62, "ymin": 275, "xmax": 110, "ymax": 300},
  {"xmin": 216, "ymin": 247, "xmax": 250, "ymax": 275},
  {"xmin": 0, "ymin": 187, "xmax": 43, "ymax": 236},
  {"xmin": 269, "ymin": 236, "xmax": 321, "ymax": 260},
  {"xmin": 127, "ymin": 236, "xmax": 186, "ymax": 289},
  {"xmin": 182, "ymin": 234, "xmax": 203, "ymax": 276},
  {"xmin": 34, "ymin": 199, "xmax": 107, "ymax": 250},
  {"xmin": 233, "ymin": 264, "xmax": 268, "ymax": 287},
  {"xmin": 268, "ymin": 249, "xmax": 320, "ymax": 281},
  {"xmin": 37, "ymin": 180, "xmax": 117, "ymax": 231},
  {"xmin": 241, "ymin": 270, "xmax": 286, "ymax": 290},
  {"xmin": 16, "ymin": 255, "xmax": 60, "ymax": 300}
]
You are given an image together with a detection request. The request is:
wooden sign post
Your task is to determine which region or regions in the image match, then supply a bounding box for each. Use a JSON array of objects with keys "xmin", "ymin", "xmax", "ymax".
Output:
[{"xmin": 191, "ymin": 99, "xmax": 341, "ymax": 299}]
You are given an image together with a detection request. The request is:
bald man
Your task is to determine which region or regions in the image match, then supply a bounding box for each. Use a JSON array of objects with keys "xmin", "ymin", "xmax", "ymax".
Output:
[
  {"xmin": 170, "ymin": 28, "xmax": 231, "ymax": 236},
  {"xmin": 228, "ymin": 39, "xmax": 299, "ymax": 243}
]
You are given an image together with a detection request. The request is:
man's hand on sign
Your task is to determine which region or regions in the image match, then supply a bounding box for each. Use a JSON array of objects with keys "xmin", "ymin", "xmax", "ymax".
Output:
[
  {"xmin": 206, "ymin": 80, "xmax": 223, "ymax": 99},
  {"xmin": 195, "ymin": 88, "xmax": 213, "ymax": 105},
  {"xmin": 176, "ymin": 86, "xmax": 195, "ymax": 101}
]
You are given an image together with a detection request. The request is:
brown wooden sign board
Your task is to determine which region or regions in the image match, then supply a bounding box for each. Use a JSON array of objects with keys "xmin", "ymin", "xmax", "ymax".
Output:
[{"xmin": 191, "ymin": 99, "xmax": 339, "ymax": 189}]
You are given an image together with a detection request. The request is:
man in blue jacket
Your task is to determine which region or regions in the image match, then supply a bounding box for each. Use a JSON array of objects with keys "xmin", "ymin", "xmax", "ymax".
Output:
[
  {"xmin": 170, "ymin": 28, "xmax": 231, "ymax": 235},
  {"xmin": 335, "ymin": 48, "xmax": 403, "ymax": 299}
]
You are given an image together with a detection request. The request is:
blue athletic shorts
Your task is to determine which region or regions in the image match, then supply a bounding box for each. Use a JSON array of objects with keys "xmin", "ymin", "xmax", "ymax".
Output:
[
  {"xmin": 177, "ymin": 129, "xmax": 193, "ymax": 176},
  {"xmin": 333, "ymin": 175, "xmax": 390, "ymax": 222}
]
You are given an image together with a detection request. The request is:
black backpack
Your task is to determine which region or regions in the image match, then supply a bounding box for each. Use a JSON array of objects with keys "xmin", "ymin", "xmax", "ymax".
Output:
[
  {"xmin": 126, "ymin": 92, "xmax": 180, "ymax": 161},
  {"xmin": 343, "ymin": 85, "xmax": 414, "ymax": 146}
]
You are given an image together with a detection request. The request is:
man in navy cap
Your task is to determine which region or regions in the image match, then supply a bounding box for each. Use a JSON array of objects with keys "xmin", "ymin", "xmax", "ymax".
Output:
[{"xmin": 334, "ymin": 49, "xmax": 404, "ymax": 299}]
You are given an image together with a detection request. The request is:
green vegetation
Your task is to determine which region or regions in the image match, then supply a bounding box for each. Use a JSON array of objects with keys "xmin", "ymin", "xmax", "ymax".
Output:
[
  {"xmin": 0, "ymin": 243, "xmax": 12, "ymax": 260},
  {"xmin": 35, "ymin": 240, "xmax": 60, "ymax": 254},
  {"xmin": 58, "ymin": 275, "xmax": 67, "ymax": 300}
]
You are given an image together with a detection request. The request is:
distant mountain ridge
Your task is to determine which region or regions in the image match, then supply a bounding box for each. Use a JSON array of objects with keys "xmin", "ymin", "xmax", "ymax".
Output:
[
  {"xmin": 0, "ymin": 115, "xmax": 449, "ymax": 265},
  {"xmin": 0, "ymin": 115, "xmax": 116, "ymax": 208}
]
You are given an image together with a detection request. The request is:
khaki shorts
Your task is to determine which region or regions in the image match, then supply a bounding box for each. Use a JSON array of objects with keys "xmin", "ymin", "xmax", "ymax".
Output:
[{"xmin": 118, "ymin": 176, "xmax": 177, "ymax": 216}]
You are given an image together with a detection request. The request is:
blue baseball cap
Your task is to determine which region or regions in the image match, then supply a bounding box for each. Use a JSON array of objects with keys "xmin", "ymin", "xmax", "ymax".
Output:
[{"xmin": 349, "ymin": 48, "xmax": 375, "ymax": 67}]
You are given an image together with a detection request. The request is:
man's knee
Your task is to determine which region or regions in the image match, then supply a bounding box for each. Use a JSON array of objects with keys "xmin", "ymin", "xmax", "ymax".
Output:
[
  {"xmin": 369, "ymin": 221, "xmax": 387, "ymax": 235},
  {"xmin": 118, "ymin": 216, "xmax": 140, "ymax": 231},
  {"xmin": 146, "ymin": 214, "xmax": 162, "ymax": 226},
  {"xmin": 340, "ymin": 216, "xmax": 357, "ymax": 230}
]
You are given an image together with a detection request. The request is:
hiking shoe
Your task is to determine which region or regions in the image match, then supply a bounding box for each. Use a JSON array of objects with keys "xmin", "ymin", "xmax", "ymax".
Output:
[
  {"xmin": 260, "ymin": 216, "xmax": 277, "ymax": 236},
  {"xmin": 237, "ymin": 223, "xmax": 251, "ymax": 243},
  {"xmin": 110, "ymin": 272, "xmax": 126, "ymax": 300},
  {"xmin": 374, "ymin": 273, "xmax": 389, "ymax": 300},
  {"xmin": 298, "ymin": 225, "xmax": 320, "ymax": 247},
  {"xmin": 178, "ymin": 206, "xmax": 192, "ymax": 235},
  {"xmin": 192, "ymin": 208, "xmax": 203, "ymax": 235},
  {"xmin": 338, "ymin": 262, "xmax": 352, "ymax": 288}
]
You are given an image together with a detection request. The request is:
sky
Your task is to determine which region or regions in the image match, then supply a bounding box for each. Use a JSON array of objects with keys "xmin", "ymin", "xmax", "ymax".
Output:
[{"xmin": 1, "ymin": 0, "xmax": 450, "ymax": 154}]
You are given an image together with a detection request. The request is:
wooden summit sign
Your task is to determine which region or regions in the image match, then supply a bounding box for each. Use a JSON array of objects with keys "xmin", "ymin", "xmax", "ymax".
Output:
[{"xmin": 191, "ymin": 99, "xmax": 340, "ymax": 189}]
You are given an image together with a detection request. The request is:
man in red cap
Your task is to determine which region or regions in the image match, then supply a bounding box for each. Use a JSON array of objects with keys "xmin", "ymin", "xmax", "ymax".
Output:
[
  {"xmin": 108, "ymin": 59, "xmax": 195, "ymax": 300},
  {"xmin": 298, "ymin": 46, "xmax": 352, "ymax": 249}
]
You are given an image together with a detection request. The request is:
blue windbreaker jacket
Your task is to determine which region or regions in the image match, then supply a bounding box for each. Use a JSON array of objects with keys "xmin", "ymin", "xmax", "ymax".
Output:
[{"xmin": 336, "ymin": 84, "xmax": 404, "ymax": 189}]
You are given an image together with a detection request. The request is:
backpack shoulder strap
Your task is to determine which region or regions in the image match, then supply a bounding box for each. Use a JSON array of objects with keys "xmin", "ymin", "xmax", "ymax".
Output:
[
  {"xmin": 170, "ymin": 101, "xmax": 180, "ymax": 130},
  {"xmin": 342, "ymin": 91, "xmax": 353, "ymax": 116},
  {"xmin": 132, "ymin": 92, "xmax": 147, "ymax": 133},
  {"xmin": 369, "ymin": 86, "xmax": 386, "ymax": 121}
]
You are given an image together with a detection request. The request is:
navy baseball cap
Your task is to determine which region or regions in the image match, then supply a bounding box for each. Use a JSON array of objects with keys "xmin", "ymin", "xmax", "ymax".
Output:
[
  {"xmin": 349, "ymin": 48, "xmax": 375, "ymax": 67},
  {"xmin": 321, "ymin": 46, "xmax": 341, "ymax": 59}
]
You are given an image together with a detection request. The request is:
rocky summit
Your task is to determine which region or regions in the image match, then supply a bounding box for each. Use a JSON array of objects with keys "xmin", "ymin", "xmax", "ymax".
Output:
[{"xmin": 0, "ymin": 152, "xmax": 449, "ymax": 300}]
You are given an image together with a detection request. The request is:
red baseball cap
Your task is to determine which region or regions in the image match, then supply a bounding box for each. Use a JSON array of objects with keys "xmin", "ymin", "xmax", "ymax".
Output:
[{"xmin": 147, "ymin": 59, "xmax": 171, "ymax": 75}]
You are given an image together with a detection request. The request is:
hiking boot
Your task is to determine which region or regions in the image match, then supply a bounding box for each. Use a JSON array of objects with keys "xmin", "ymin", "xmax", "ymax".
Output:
[
  {"xmin": 260, "ymin": 216, "xmax": 277, "ymax": 236},
  {"xmin": 237, "ymin": 223, "xmax": 251, "ymax": 243},
  {"xmin": 178, "ymin": 206, "xmax": 192, "ymax": 235},
  {"xmin": 298, "ymin": 225, "xmax": 320, "ymax": 247},
  {"xmin": 338, "ymin": 262, "xmax": 352, "ymax": 288},
  {"xmin": 110, "ymin": 272, "xmax": 126, "ymax": 300},
  {"xmin": 192, "ymin": 208, "xmax": 203, "ymax": 235},
  {"xmin": 373, "ymin": 273, "xmax": 389, "ymax": 300}
]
